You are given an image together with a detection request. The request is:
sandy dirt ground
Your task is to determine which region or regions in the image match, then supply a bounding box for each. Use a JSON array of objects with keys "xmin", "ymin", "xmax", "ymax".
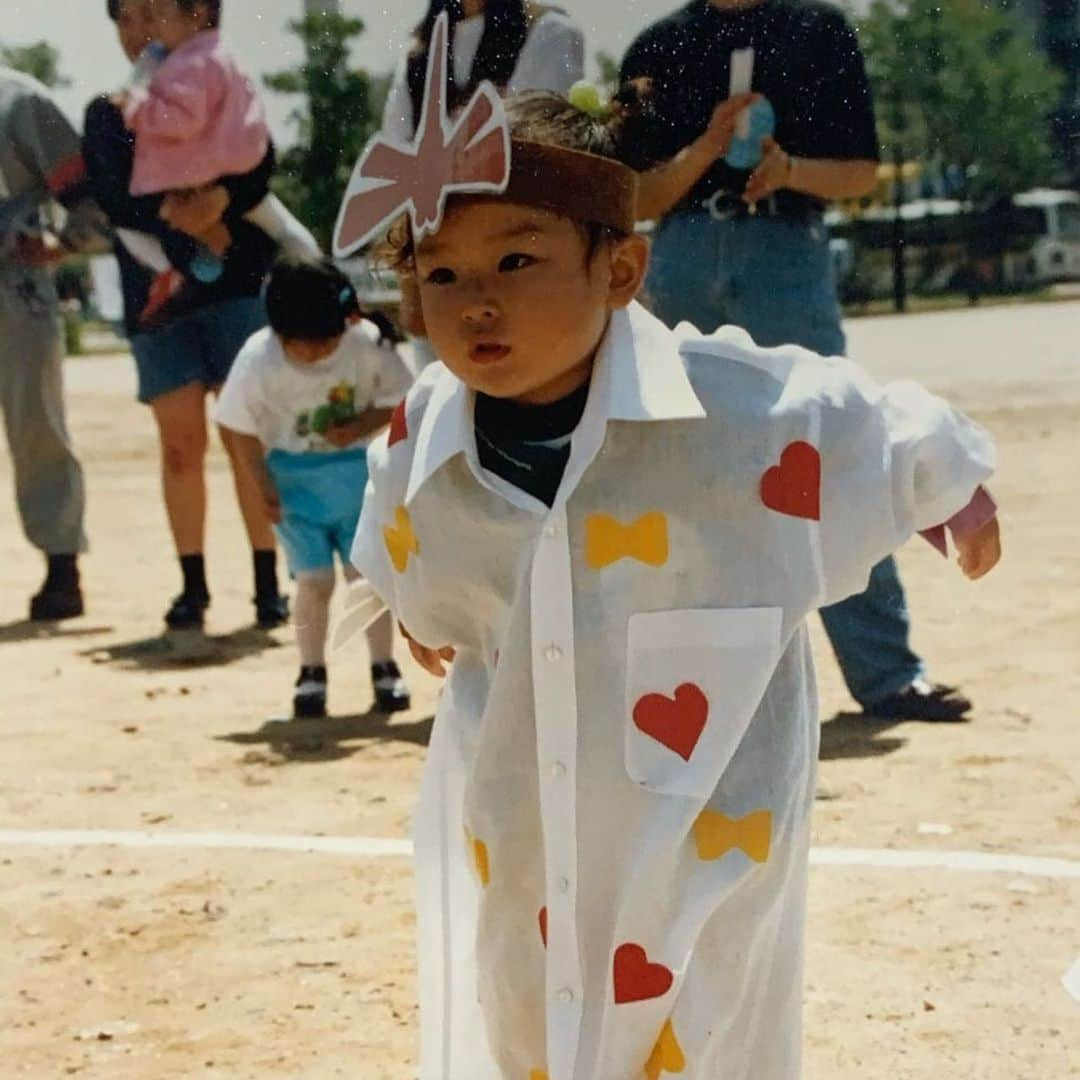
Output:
[{"xmin": 1, "ymin": 302, "xmax": 1078, "ymax": 1079}]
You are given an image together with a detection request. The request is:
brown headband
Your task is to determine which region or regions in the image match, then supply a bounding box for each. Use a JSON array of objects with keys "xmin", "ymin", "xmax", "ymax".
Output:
[{"xmin": 499, "ymin": 139, "xmax": 639, "ymax": 234}]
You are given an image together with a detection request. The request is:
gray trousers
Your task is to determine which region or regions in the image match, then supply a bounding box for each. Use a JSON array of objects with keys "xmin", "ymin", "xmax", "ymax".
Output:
[{"xmin": 0, "ymin": 261, "xmax": 86, "ymax": 555}]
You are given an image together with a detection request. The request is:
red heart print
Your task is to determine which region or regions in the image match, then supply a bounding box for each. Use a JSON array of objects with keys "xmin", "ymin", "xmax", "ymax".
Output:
[
  {"xmin": 539, "ymin": 906, "xmax": 548, "ymax": 948},
  {"xmin": 760, "ymin": 441, "xmax": 821, "ymax": 521},
  {"xmin": 388, "ymin": 399, "xmax": 408, "ymax": 447},
  {"xmin": 613, "ymin": 943, "xmax": 673, "ymax": 1005},
  {"xmin": 633, "ymin": 683, "xmax": 708, "ymax": 762}
]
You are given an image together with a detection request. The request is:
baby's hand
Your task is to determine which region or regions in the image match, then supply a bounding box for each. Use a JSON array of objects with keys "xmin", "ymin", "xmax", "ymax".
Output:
[
  {"xmin": 955, "ymin": 517, "xmax": 1001, "ymax": 580},
  {"xmin": 400, "ymin": 622, "xmax": 455, "ymax": 678}
]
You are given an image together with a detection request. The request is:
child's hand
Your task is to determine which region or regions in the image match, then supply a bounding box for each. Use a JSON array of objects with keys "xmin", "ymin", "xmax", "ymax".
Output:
[
  {"xmin": 261, "ymin": 485, "xmax": 282, "ymax": 525},
  {"xmin": 110, "ymin": 90, "xmax": 131, "ymax": 112},
  {"xmin": 955, "ymin": 516, "xmax": 1001, "ymax": 580},
  {"xmin": 400, "ymin": 622, "xmax": 455, "ymax": 678}
]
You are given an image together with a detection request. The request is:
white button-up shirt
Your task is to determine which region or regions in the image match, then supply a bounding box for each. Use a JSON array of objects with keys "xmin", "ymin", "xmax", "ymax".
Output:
[{"xmin": 352, "ymin": 303, "xmax": 995, "ymax": 1080}]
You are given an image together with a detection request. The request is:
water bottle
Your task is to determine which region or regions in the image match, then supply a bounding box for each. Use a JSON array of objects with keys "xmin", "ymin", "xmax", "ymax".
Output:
[
  {"xmin": 129, "ymin": 41, "xmax": 168, "ymax": 90},
  {"xmin": 724, "ymin": 97, "xmax": 776, "ymax": 171}
]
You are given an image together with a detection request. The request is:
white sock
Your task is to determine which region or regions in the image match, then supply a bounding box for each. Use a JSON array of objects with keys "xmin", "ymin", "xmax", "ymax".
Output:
[
  {"xmin": 116, "ymin": 227, "xmax": 172, "ymax": 273},
  {"xmin": 245, "ymin": 194, "xmax": 322, "ymax": 258}
]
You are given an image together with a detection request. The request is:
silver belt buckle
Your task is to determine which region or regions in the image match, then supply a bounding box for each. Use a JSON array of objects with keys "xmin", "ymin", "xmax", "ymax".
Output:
[{"xmin": 702, "ymin": 190, "xmax": 738, "ymax": 221}]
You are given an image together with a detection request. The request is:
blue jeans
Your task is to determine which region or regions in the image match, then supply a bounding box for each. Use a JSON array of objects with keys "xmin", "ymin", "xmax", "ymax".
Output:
[{"xmin": 648, "ymin": 211, "xmax": 923, "ymax": 707}]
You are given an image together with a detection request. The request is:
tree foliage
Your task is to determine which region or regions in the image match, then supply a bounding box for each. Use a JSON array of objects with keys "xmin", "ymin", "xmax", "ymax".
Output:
[
  {"xmin": 264, "ymin": 13, "xmax": 388, "ymax": 250},
  {"xmin": 0, "ymin": 41, "xmax": 70, "ymax": 88},
  {"xmin": 858, "ymin": 0, "xmax": 1063, "ymax": 203}
]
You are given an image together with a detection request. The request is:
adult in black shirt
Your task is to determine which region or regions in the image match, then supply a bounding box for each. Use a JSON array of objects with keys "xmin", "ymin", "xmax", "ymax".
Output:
[{"xmin": 622, "ymin": 0, "xmax": 974, "ymax": 721}]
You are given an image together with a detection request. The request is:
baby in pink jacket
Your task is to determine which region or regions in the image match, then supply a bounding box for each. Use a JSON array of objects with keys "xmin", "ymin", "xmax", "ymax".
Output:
[{"xmin": 117, "ymin": 0, "xmax": 316, "ymax": 320}]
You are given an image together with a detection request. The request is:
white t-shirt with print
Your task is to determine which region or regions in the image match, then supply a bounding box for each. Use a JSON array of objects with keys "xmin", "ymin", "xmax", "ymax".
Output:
[{"xmin": 214, "ymin": 322, "xmax": 413, "ymax": 454}]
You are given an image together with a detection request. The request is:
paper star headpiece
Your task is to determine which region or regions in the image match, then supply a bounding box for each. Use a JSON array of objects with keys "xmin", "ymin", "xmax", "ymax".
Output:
[{"xmin": 333, "ymin": 12, "xmax": 511, "ymax": 258}]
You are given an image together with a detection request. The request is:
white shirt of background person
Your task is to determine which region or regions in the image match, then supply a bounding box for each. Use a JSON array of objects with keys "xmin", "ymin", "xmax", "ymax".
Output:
[{"xmin": 380, "ymin": 9, "xmax": 586, "ymax": 144}]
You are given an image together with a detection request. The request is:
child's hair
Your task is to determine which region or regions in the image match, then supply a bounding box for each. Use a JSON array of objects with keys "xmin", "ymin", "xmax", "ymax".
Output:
[
  {"xmin": 265, "ymin": 256, "xmax": 361, "ymax": 343},
  {"xmin": 173, "ymin": 0, "xmax": 222, "ymax": 27},
  {"xmin": 107, "ymin": 0, "xmax": 220, "ymax": 26},
  {"xmin": 382, "ymin": 82, "xmax": 653, "ymax": 270}
]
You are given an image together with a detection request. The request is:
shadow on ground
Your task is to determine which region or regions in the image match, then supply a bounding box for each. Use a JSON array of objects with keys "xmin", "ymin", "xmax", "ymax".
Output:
[
  {"xmin": 819, "ymin": 711, "xmax": 908, "ymax": 761},
  {"xmin": 79, "ymin": 626, "xmax": 284, "ymax": 671},
  {"xmin": 217, "ymin": 710, "xmax": 434, "ymax": 763},
  {"xmin": 0, "ymin": 618, "xmax": 114, "ymax": 645}
]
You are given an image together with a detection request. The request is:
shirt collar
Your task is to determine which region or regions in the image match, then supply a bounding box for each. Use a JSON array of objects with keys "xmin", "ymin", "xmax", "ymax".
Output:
[{"xmin": 403, "ymin": 301, "xmax": 706, "ymax": 505}]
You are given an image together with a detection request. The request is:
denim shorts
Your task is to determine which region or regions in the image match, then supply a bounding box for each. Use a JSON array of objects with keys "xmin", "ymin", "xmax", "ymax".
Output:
[
  {"xmin": 266, "ymin": 447, "xmax": 369, "ymax": 576},
  {"xmin": 130, "ymin": 295, "xmax": 266, "ymax": 404}
]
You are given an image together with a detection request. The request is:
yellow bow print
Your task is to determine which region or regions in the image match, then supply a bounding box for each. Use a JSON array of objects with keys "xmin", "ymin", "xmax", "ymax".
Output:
[
  {"xmin": 645, "ymin": 1019, "xmax": 686, "ymax": 1079},
  {"xmin": 585, "ymin": 511, "xmax": 669, "ymax": 570},
  {"xmin": 383, "ymin": 505, "xmax": 419, "ymax": 573},
  {"xmin": 692, "ymin": 809, "xmax": 772, "ymax": 864},
  {"xmin": 464, "ymin": 828, "xmax": 491, "ymax": 887}
]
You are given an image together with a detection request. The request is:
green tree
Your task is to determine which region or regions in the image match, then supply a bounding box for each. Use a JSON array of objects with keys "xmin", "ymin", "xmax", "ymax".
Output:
[
  {"xmin": 0, "ymin": 41, "xmax": 70, "ymax": 88},
  {"xmin": 858, "ymin": 0, "xmax": 1062, "ymax": 204},
  {"xmin": 264, "ymin": 12, "xmax": 388, "ymax": 250}
]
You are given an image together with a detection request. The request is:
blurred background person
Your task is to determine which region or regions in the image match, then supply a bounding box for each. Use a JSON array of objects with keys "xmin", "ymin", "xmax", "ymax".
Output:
[
  {"xmin": 0, "ymin": 66, "xmax": 108, "ymax": 621},
  {"xmin": 82, "ymin": 0, "xmax": 294, "ymax": 634},
  {"xmin": 623, "ymin": 0, "xmax": 974, "ymax": 721}
]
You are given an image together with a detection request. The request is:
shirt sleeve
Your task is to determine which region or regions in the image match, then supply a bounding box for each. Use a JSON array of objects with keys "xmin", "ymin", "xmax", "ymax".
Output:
[
  {"xmin": 814, "ymin": 359, "xmax": 996, "ymax": 606},
  {"xmin": 10, "ymin": 88, "xmax": 85, "ymax": 196},
  {"xmin": 381, "ymin": 55, "xmax": 416, "ymax": 143},
  {"xmin": 212, "ymin": 341, "xmax": 261, "ymax": 438},
  {"xmin": 125, "ymin": 56, "xmax": 217, "ymax": 143},
  {"xmin": 618, "ymin": 27, "xmax": 690, "ymax": 171},
  {"xmin": 349, "ymin": 436, "xmax": 399, "ymax": 613},
  {"xmin": 513, "ymin": 14, "xmax": 586, "ymax": 95},
  {"xmin": 798, "ymin": 10, "xmax": 880, "ymax": 162}
]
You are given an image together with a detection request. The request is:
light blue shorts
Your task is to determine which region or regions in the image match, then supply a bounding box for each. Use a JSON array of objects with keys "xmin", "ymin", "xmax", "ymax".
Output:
[{"xmin": 266, "ymin": 447, "xmax": 369, "ymax": 576}]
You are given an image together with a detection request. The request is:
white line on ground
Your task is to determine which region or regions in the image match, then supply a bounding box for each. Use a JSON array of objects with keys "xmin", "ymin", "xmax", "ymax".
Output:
[{"xmin": 0, "ymin": 830, "xmax": 1077, "ymax": 879}]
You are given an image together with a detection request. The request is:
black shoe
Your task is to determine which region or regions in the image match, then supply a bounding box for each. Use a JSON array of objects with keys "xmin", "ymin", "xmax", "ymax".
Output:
[
  {"xmin": 372, "ymin": 660, "xmax": 411, "ymax": 714},
  {"xmin": 865, "ymin": 679, "xmax": 972, "ymax": 722},
  {"xmin": 255, "ymin": 592, "xmax": 290, "ymax": 629},
  {"xmin": 165, "ymin": 591, "xmax": 209, "ymax": 631},
  {"xmin": 29, "ymin": 585, "xmax": 84, "ymax": 621},
  {"xmin": 294, "ymin": 665, "xmax": 328, "ymax": 719}
]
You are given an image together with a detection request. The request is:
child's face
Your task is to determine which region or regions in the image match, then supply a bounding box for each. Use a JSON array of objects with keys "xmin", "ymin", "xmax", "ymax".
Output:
[
  {"xmin": 147, "ymin": 0, "xmax": 210, "ymax": 49},
  {"xmin": 414, "ymin": 200, "xmax": 648, "ymax": 405},
  {"xmin": 115, "ymin": 0, "xmax": 155, "ymax": 62},
  {"xmin": 282, "ymin": 335, "xmax": 344, "ymax": 366}
]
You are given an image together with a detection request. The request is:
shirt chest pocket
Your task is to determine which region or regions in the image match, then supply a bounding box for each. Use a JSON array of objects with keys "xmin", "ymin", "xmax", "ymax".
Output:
[{"xmin": 625, "ymin": 607, "xmax": 783, "ymax": 800}]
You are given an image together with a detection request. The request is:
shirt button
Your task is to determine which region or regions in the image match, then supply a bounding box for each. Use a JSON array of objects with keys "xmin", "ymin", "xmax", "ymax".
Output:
[
  {"xmin": 550, "ymin": 761, "xmax": 567, "ymax": 779},
  {"xmin": 544, "ymin": 644, "xmax": 563, "ymax": 662},
  {"xmin": 558, "ymin": 876, "xmax": 570, "ymax": 893},
  {"xmin": 557, "ymin": 988, "xmax": 574, "ymax": 1004},
  {"xmin": 544, "ymin": 523, "xmax": 559, "ymax": 538}
]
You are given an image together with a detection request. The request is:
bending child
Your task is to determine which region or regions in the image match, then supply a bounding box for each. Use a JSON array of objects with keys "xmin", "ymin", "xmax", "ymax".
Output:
[
  {"xmin": 336, "ymin": 28, "xmax": 1001, "ymax": 1077},
  {"xmin": 215, "ymin": 257, "xmax": 413, "ymax": 720},
  {"xmin": 114, "ymin": 0, "xmax": 317, "ymax": 323}
]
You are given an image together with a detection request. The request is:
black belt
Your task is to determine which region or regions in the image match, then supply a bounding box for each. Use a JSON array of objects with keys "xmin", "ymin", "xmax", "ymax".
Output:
[{"xmin": 688, "ymin": 190, "xmax": 824, "ymax": 225}]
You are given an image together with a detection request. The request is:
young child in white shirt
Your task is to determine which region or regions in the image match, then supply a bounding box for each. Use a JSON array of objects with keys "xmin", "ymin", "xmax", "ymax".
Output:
[
  {"xmin": 215, "ymin": 257, "xmax": 413, "ymax": 719},
  {"xmin": 342, "ymin": 78, "xmax": 1001, "ymax": 1079}
]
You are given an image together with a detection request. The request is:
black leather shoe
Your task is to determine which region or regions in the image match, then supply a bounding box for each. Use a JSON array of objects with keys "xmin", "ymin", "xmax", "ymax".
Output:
[
  {"xmin": 372, "ymin": 660, "xmax": 411, "ymax": 714},
  {"xmin": 294, "ymin": 665, "xmax": 328, "ymax": 719},
  {"xmin": 165, "ymin": 591, "xmax": 209, "ymax": 631},
  {"xmin": 255, "ymin": 592, "xmax": 290, "ymax": 629},
  {"xmin": 29, "ymin": 585, "xmax": 84, "ymax": 621},
  {"xmin": 865, "ymin": 679, "xmax": 972, "ymax": 722}
]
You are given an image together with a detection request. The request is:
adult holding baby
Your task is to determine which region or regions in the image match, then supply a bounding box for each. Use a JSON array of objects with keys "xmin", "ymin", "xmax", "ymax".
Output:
[
  {"xmin": 622, "ymin": 0, "xmax": 975, "ymax": 721},
  {"xmin": 85, "ymin": 0, "xmax": 305, "ymax": 633}
]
